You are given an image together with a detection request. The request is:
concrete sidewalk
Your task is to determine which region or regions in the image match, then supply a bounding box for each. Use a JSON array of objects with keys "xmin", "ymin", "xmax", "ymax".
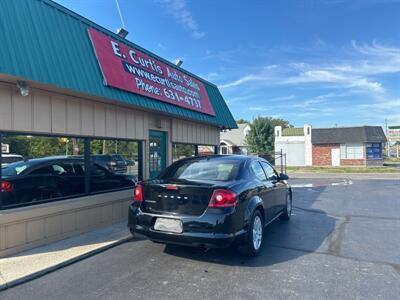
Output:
[
  {"xmin": 0, "ymin": 222, "xmax": 133, "ymax": 291},
  {"xmin": 289, "ymin": 172, "xmax": 400, "ymax": 180}
]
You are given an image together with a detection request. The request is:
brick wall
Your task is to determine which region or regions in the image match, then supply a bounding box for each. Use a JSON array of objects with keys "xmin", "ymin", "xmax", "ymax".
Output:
[
  {"xmin": 366, "ymin": 159, "xmax": 384, "ymax": 166},
  {"xmin": 312, "ymin": 144, "xmax": 339, "ymax": 166},
  {"xmin": 341, "ymin": 159, "xmax": 365, "ymax": 166}
]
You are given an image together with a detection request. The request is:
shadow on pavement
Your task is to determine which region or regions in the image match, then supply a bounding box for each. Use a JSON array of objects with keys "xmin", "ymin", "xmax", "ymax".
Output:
[{"xmin": 163, "ymin": 185, "xmax": 339, "ymax": 267}]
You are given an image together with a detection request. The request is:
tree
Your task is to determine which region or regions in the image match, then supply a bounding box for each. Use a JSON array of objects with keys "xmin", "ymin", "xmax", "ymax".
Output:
[
  {"xmin": 236, "ymin": 118, "xmax": 249, "ymax": 124},
  {"xmin": 245, "ymin": 116, "xmax": 292, "ymax": 154}
]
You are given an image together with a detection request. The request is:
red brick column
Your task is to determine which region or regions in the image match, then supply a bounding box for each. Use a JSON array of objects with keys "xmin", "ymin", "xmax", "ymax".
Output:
[{"xmin": 312, "ymin": 144, "xmax": 340, "ymax": 166}]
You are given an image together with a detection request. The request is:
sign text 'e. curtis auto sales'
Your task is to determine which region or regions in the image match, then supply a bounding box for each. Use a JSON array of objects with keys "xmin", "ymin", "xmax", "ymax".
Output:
[{"xmin": 88, "ymin": 28, "xmax": 215, "ymax": 116}]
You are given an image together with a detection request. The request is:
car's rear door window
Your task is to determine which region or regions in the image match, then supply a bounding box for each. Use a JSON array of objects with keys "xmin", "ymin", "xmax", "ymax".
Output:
[{"xmin": 29, "ymin": 165, "xmax": 53, "ymax": 175}]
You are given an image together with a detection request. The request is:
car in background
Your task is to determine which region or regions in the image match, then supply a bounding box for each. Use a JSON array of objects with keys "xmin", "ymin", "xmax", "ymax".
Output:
[
  {"xmin": 1, "ymin": 156, "xmax": 136, "ymax": 208},
  {"xmin": 128, "ymin": 155, "xmax": 292, "ymax": 256},
  {"xmin": 92, "ymin": 154, "xmax": 128, "ymax": 174},
  {"xmin": 1, "ymin": 154, "xmax": 24, "ymax": 167}
]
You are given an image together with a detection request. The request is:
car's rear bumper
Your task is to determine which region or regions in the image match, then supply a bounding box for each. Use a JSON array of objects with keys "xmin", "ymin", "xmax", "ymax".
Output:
[{"xmin": 128, "ymin": 204, "xmax": 246, "ymax": 248}]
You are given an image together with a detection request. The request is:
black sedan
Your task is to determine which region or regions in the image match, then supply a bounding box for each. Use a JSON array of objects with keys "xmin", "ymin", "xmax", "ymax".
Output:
[
  {"xmin": 1, "ymin": 156, "xmax": 136, "ymax": 208},
  {"xmin": 128, "ymin": 155, "xmax": 292, "ymax": 256}
]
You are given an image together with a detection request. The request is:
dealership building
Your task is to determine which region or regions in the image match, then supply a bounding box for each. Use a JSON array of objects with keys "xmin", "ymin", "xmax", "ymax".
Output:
[{"xmin": 0, "ymin": 0, "xmax": 236, "ymax": 256}]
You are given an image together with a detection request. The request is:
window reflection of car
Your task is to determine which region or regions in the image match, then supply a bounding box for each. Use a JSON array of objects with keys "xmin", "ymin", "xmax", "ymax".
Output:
[
  {"xmin": 1, "ymin": 154, "xmax": 24, "ymax": 167},
  {"xmin": 91, "ymin": 154, "xmax": 128, "ymax": 174},
  {"xmin": 1, "ymin": 156, "xmax": 136, "ymax": 208}
]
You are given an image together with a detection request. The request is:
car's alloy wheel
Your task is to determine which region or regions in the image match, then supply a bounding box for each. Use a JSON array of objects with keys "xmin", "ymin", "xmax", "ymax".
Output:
[
  {"xmin": 238, "ymin": 210, "xmax": 264, "ymax": 256},
  {"xmin": 286, "ymin": 194, "xmax": 292, "ymax": 215},
  {"xmin": 252, "ymin": 215, "xmax": 263, "ymax": 250}
]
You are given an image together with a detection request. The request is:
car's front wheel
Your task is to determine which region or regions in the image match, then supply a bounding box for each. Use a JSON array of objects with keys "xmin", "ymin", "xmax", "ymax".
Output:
[
  {"xmin": 238, "ymin": 210, "xmax": 264, "ymax": 257},
  {"xmin": 279, "ymin": 192, "xmax": 292, "ymax": 221}
]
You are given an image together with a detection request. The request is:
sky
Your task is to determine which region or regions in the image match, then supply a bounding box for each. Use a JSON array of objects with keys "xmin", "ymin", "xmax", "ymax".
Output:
[{"xmin": 55, "ymin": 0, "xmax": 400, "ymax": 128}]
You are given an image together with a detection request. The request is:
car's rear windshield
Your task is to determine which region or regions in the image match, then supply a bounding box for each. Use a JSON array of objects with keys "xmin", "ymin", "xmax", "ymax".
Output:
[
  {"xmin": 161, "ymin": 159, "xmax": 242, "ymax": 181},
  {"xmin": 2, "ymin": 161, "xmax": 32, "ymax": 177}
]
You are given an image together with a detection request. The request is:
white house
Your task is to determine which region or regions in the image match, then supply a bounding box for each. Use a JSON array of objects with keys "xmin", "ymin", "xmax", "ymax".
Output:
[
  {"xmin": 274, "ymin": 124, "xmax": 313, "ymax": 166},
  {"xmin": 220, "ymin": 123, "xmax": 251, "ymax": 155}
]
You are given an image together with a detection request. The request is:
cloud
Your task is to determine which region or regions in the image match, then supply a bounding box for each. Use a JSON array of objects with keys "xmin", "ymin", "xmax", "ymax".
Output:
[
  {"xmin": 219, "ymin": 41, "xmax": 400, "ymax": 94},
  {"xmin": 157, "ymin": 43, "xmax": 166, "ymax": 50},
  {"xmin": 248, "ymin": 106, "xmax": 271, "ymax": 112},
  {"xmin": 269, "ymin": 94, "xmax": 296, "ymax": 102},
  {"xmin": 292, "ymin": 98, "xmax": 328, "ymax": 108},
  {"xmin": 200, "ymin": 72, "xmax": 219, "ymax": 81},
  {"xmin": 159, "ymin": 0, "xmax": 205, "ymax": 39},
  {"xmin": 219, "ymin": 75, "xmax": 263, "ymax": 89},
  {"xmin": 357, "ymin": 98, "xmax": 400, "ymax": 125},
  {"xmin": 217, "ymin": 40, "xmax": 400, "ymax": 126},
  {"xmin": 201, "ymin": 48, "xmax": 243, "ymax": 63},
  {"xmin": 358, "ymin": 98, "xmax": 400, "ymax": 110}
]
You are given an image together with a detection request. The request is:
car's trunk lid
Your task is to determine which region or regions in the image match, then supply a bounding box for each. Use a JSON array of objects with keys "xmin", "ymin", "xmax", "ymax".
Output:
[{"xmin": 141, "ymin": 179, "xmax": 217, "ymax": 216}]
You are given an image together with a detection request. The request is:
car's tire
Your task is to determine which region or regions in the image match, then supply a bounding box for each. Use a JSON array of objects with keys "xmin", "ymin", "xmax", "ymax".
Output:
[
  {"xmin": 238, "ymin": 210, "xmax": 264, "ymax": 257},
  {"xmin": 279, "ymin": 192, "xmax": 292, "ymax": 221},
  {"xmin": 31, "ymin": 191, "xmax": 63, "ymax": 202},
  {"xmin": 129, "ymin": 227, "xmax": 135, "ymax": 237}
]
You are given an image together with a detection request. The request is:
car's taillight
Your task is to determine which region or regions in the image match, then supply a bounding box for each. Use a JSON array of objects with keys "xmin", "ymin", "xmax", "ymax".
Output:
[
  {"xmin": 134, "ymin": 184, "xmax": 143, "ymax": 202},
  {"xmin": 208, "ymin": 189, "xmax": 237, "ymax": 208},
  {"xmin": 1, "ymin": 181, "xmax": 13, "ymax": 192}
]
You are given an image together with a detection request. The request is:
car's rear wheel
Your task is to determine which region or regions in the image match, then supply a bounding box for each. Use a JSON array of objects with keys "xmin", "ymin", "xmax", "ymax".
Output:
[
  {"xmin": 238, "ymin": 210, "xmax": 264, "ymax": 257},
  {"xmin": 32, "ymin": 191, "xmax": 63, "ymax": 202},
  {"xmin": 279, "ymin": 192, "xmax": 292, "ymax": 221},
  {"xmin": 129, "ymin": 227, "xmax": 135, "ymax": 237}
]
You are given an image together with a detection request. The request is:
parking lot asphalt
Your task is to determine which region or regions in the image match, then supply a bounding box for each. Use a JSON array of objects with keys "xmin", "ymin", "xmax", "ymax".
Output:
[{"xmin": 1, "ymin": 178, "xmax": 399, "ymax": 300}]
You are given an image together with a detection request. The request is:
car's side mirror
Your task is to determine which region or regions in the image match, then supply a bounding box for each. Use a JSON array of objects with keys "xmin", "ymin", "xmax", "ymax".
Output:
[{"xmin": 279, "ymin": 173, "xmax": 289, "ymax": 180}]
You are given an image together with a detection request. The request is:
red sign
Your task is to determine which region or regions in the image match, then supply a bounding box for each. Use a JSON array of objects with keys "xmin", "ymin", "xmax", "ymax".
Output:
[{"xmin": 88, "ymin": 28, "xmax": 215, "ymax": 116}]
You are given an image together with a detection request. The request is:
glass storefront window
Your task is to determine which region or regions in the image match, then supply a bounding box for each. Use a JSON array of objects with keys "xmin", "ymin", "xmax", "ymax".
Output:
[
  {"xmin": 366, "ymin": 143, "xmax": 382, "ymax": 159},
  {"xmin": 0, "ymin": 134, "xmax": 141, "ymax": 210},
  {"xmin": 198, "ymin": 145, "xmax": 215, "ymax": 156},
  {"xmin": 90, "ymin": 139, "xmax": 139, "ymax": 193},
  {"xmin": 340, "ymin": 144, "xmax": 364, "ymax": 159},
  {"xmin": 172, "ymin": 144, "xmax": 195, "ymax": 162},
  {"xmin": 0, "ymin": 134, "xmax": 85, "ymax": 208}
]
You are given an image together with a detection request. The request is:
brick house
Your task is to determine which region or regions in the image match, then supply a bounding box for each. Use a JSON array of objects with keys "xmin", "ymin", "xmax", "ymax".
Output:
[{"xmin": 275, "ymin": 125, "xmax": 387, "ymax": 167}]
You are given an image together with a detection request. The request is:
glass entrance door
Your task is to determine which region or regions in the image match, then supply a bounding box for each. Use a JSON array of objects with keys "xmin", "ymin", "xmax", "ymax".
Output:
[{"xmin": 149, "ymin": 130, "xmax": 167, "ymax": 179}]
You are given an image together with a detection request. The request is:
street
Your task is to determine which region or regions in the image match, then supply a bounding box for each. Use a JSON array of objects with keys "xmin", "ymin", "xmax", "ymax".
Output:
[{"xmin": 1, "ymin": 177, "xmax": 399, "ymax": 300}]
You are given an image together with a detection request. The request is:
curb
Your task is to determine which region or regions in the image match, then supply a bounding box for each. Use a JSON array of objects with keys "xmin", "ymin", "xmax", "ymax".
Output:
[
  {"xmin": 288, "ymin": 173, "xmax": 400, "ymax": 180},
  {"xmin": 0, "ymin": 235, "xmax": 134, "ymax": 292}
]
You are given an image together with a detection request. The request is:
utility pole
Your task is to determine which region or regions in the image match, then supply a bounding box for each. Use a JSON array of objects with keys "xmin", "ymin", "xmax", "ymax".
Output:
[{"xmin": 385, "ymin": 119, "xmax": 390, "ymax": 158}]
